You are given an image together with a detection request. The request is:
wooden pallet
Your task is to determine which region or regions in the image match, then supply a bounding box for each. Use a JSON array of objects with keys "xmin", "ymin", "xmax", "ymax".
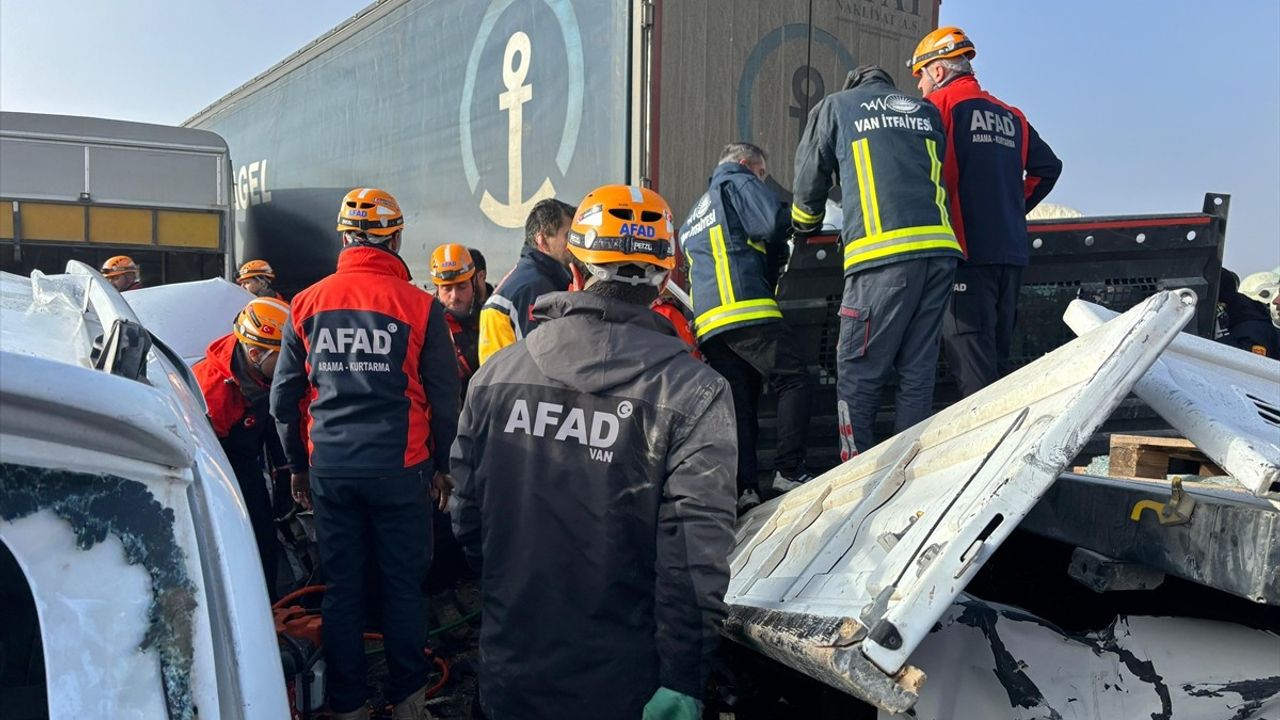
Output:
[{"xmin": 1107, "ymin": 434, "xmax": 1226, "ymax": 479}]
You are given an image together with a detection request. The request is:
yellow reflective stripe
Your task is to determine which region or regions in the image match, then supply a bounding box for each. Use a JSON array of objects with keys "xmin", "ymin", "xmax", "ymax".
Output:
[
  {"xmin": 687, "ymin": 251, "xmax": 694, "ymax": 308},
  {"xmin": 852, "ymin": 139, "xmax": 874, "ymax": 238},
  {"xmin": 698, "ymin": 309, "xmax": 783, "ymax": 336},
  {"xmin": 694, "ymin": 297, "xmax": 779, "ymax": 327},
  {"xmin": 694, "ymin": 298, "xmax": 783, "ymax": 337},
  {"xmin": 852, "ymin": 138, "xmax": 884, "ymax": 235},
  {"xmin": 844, "ymin": 238, "xmax": 964, "ymax": 269},
  {"xmin": 791, "ymin": 203, "xmax": 822, "ymax": 224},
  {"xmin": 860, "ymin": 140, "xmax": 883, "ymax": 235},
  {"xmin": 926, "ymin": 138, "xmax": 949, "ymax": 228},
  {"xmin": 709, "ymin": 224, "xmax": 736, "ymax": 305},
  {"xmin": 747, "ymin": 239, "xmax": 766, "ymax": 254},
  {"xmin": 843, "ymin": 224, "xmax": 956, "ymax": 252}
]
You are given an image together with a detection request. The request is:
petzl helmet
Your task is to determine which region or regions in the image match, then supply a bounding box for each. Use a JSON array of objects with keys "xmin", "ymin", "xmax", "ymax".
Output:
[
  {"xmin": 909, "ymin": 26, "xmax": 976, "ymax": 76},
  {"xmin": 233, "ymin": 296, "xmax": 290, "ymax": 351},
  {"xmin": 100, "ymin": 255, "xmax": 139, "ymax": 278},
  {"xmin": 336, "ymin": 187, "xmax": 404, "ymax": 237},
  {"xmin": 567, "ymin": 185, "xmax": 676, "ymax": 286},
  {"xmin": 429, "ymin": 244, "xmax": 476, "ymax": 286},
  {"xmin": 237, "ymin": 259, "xmax": 276, "ymax": 283}
]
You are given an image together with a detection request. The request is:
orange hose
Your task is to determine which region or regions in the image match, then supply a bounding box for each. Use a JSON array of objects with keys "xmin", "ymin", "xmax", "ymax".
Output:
[
  {"xmin": 274, "ymin": 584, "xmax": 327, "ymax": 610},
  {"xmin": 426, "ymin": 656, "xmax": 450, "ymax": 698}
]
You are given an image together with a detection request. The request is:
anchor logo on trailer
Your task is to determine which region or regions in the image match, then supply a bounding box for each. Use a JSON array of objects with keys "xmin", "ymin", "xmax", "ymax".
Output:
[{"xmin": 460, "ymin": 0, "xmax": 584, "ymax": 228}]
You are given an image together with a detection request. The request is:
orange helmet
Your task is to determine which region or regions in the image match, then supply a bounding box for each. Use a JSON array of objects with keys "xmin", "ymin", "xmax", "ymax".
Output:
[
  {"xmin": 237, "ymin": 259, "xmax": 275, "ymax": 282},
  {"xmin": 100, "ymin": 255, "xmax": 139, "ymax": 278},
  {"xmin": 909, "ymin": 26, "xmax": 976, "ymax": 76},
  {"xmin": 567, "ymin": 185, "xmax": 676, "ymax": 286},
  {"xmin": 233, "ymin": 296, "xmax": 290, "ymax": 351},
  {"xmin": 336, "ymin": 187, "xmax": 404, "ymax": 237},
  {"xmin": 429, "ymin": 244, "xmax": 476, "ymax": 286}
]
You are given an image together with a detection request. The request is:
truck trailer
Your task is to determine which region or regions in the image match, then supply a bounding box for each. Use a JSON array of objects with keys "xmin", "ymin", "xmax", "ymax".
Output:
[
  {"xmin": 184, "ymin": 0, "xmax": 937, "ymax": 294},
  {"xmin": 0, "ymin": 112, "xmax": 233, "ymax": 284}
]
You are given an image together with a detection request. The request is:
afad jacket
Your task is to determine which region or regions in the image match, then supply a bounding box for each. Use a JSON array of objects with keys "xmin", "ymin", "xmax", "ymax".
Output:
[
  {"xmin": 193, "ymin": 332, "xmax": 285, "ymax": 480},
  {"xmin": 270, "ymin": 244, "xmax": 459, "ymax": 478},
  {"xmin": 927, "ymin": 74, "xmax": 1062, "ymax": 266},
  {"xmin": 451, "ymin": 291, "xmax": 737, "ymax": 720}
]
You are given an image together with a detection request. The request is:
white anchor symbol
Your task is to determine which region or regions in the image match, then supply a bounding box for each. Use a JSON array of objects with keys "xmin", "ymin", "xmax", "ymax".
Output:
[{"xmin": 479, "ymin": 31, "xmax": 556, "ymax": 227}]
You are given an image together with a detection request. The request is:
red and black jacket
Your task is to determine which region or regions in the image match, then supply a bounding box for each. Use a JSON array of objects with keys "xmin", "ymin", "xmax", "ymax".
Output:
[
  {"xmin": 193, "ymin": 333, "xmax": 285, "ymax": 478},
  {"xmin": 928, "ymin": 74, "xmax": 1062, "ymax": 266},
  {"xmin": 270, "ymin": 244, "xmax": 460, "ymax": 478},
  {"xmin": 445, "ymin": 310, "xmax": 480, "ymax": 398}
]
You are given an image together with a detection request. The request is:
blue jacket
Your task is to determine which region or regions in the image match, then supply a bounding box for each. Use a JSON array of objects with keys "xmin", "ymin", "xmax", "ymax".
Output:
[
  {"xmin": 680, "ymin": 162, "xmax": 787, "ymax": 340},
  {"xmin": 478, "ymin": 244, "xmax": 572, "ymax": 364}
]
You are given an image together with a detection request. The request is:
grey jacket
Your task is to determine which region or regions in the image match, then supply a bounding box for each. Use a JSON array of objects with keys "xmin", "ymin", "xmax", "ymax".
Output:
[{"xmin": 451, "ymin": 291, "xmax": 737, "ymax": 720}]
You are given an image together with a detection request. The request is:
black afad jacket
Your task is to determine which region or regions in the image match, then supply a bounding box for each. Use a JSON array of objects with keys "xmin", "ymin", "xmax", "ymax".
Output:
[
  {"xmin": 450, "ymin": 292, "xmax": 737, "ymax": 720},
  {"xmin": 792, "ymin": 70, "xmax": 963, "ymax": 275}
]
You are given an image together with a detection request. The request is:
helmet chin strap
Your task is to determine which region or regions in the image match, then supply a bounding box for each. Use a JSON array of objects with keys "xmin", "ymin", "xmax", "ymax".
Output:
[{"xmin": 584, "ymin": 262, "xmax": 670, "ymax": 287}]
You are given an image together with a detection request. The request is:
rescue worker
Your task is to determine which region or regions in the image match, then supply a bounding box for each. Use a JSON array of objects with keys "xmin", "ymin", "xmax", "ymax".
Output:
[
  {"xmin": 270, "ymin": 187, "xmax": 459, "ymax": 720},
  {"xmin": 1240, "ymin": 270, "xmax": 1280, "ymax": 329},
  {"xmin": 791, "ymin": 65, "xmax": 963, "ymax": 458},
  {"xmin": 193, "ymin": 297, "xmax": 290, "ymax": 598},
  {"xmin": 237, "ymin": 259, "xmax": 286, "ymax": 299},
  {"xmin": 429, "ymin": 243, "xmax": 483, "ymax": 395},
  {"xmin": 100, "ymin": 255, "xmax": 142, "ymax": 292},
  {"xmin": 1222, "ymin": 269, "xmax": 1280, "ymax": 357},
  {"xmin": 681, "ymin": 142, "xmax": 813, "ymax": 511},
  {"xmin": 451, "ymin": 184, "xmax": 736, "ymax": 720},
  {"xmin": 911, "ymin": 27, "xmax": 1063, "ymax": 397},
  {"xmin": 477, "ymin": 198, "xmax": 575, "ymax": 365},
  {"xmin": 466, "ymin": 247, "xmax": 494, "ymax": 306}
]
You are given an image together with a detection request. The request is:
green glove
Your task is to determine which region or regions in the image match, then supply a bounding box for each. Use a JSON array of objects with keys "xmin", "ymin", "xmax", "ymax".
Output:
[{"xmin": 641, "ymin": 687, "xmax": 701, "ymax": 720}]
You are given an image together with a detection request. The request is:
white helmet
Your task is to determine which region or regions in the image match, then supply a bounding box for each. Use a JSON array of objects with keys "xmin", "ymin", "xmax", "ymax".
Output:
[{"xmin": 1239, "ymin": 270, "xmax": 1280, "ymax": 328}]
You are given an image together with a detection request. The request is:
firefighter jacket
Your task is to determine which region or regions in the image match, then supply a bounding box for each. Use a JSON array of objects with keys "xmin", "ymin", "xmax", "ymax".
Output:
[
  {"xmin": 445, "ymin": 309, "xmax": 480, "ymax": 398},
  {"xmin": 681, "ymin": 162, "xmax": 788, "ymax": 340},
  {"xmin": 194, "ymin": 332, "xmax": 286, "ymax": 480},
  {"xmin": 927, "ymin": 74, "xmax": 1062, "ymax": 266},
  {"xmin": 451, "ymin": 291, "xmax": 737, "ymax": 720},
  {"xmin": 792, "ymin": 70, "xmax": 962, "ymax": 276},
  {"xmin": 477, "ymin": 244, "xmax": 572, "ymax": 365},
  {"xmin": 270, "ymin": 244, "xmax": 460, "ymax": 478}
]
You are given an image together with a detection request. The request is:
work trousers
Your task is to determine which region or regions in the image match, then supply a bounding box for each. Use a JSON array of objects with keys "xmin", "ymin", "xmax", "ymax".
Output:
[
  {"xmin": 836, "ymin": 256, "xmax": 956, "ymax": 458},
  {"xmin": 232, "ymin": 464, "xmax": 279, "ymax": 601},
  {"xmin": 312, "ymin": 471, "xmax": 433, "ymax": 712},
  {"xmin": 701, "ymin": 321, "xmax": 811, "ymax": 494},
  {"xmin": 941, "ymin": 263, "xmax": 1024, "ymax": 398}
]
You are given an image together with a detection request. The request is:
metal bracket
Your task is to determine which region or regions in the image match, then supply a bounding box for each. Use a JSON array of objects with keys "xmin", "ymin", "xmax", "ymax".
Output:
[{"xmin": 1129, "ymin": 477, "xmax": 1196, "ymax": 525}]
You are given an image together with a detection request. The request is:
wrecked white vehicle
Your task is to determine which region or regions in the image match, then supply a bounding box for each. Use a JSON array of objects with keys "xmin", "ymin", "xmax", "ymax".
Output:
[
  {"xmin": 727, "ymin": 290, "xmax": 1280, "ymax": 719},
  {"xmin": 0, "ymin": 262, "xmax": 288, "ymax": 719}
]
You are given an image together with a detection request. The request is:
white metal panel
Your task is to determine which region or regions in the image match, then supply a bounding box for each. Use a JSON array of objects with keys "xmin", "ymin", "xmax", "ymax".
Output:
[
  {"xmin": 887, "ymin": 596, "xmax": 1280, "ymax": 720},
  {"xmin": 1065, "ymin": 299, "xmax": 1280, "ymax": 498},
  {"xmin": 126, "ymin": 278, "xmax": 253, "ymax": 364},
  {"xmin": 726, "ymin": 289, "xmax": 1196, "ymax": 704},
  {"xmin": 0, "ymin": 263, "xmax": 288, "ymax": 719}
]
